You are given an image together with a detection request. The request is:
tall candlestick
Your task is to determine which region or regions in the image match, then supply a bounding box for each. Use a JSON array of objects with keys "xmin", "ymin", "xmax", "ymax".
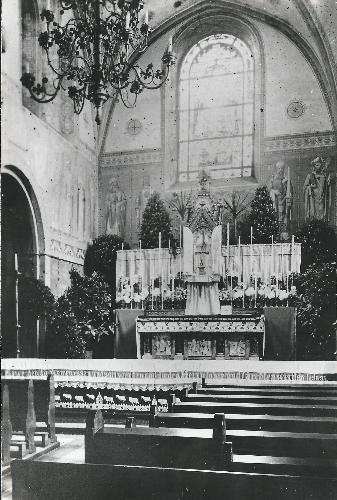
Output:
[
  {"xmin": 254, "ymin": 276, "xmax": 257, "ymax": 308},
  {"xmin": 179, "ymin": 225, "xmax": 182, "ymax": 279},
  {"xmin": 238, "ymin": 236, "xmax": 241, "ymax": 284},
  {"xmin": 14, "ymin": 253, "xmax": 21, "ymax": 358},
  {"xmin": 271, "ymin": 235, "xmax": 274, "ymax": 281},
  {"xmin": 250, "ymin": 226, "xmax": 253, "ymax": 280},
  {"xmin": 291, "ymin": 234, "xmax": 294, "ymax": 274},
  {"xmin": 280, "ymin": 242, "xmax": 283, "ymax": 287}
]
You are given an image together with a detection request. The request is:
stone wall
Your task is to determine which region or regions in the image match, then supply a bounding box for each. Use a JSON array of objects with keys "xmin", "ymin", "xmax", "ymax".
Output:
[
  {"xmin": 2, "ymin": 0, "xmax": 98, "ymax": 297},
  {"xmin": 99, "ymin": 16, "xmax": 336, "ymax": 248}
]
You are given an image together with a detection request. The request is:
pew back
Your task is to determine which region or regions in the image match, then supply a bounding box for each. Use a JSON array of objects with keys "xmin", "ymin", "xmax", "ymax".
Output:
[
  {"xmin": 85, "ymin": 410, "xmax": 230, "ymax": 470},
  {"xmin": 11, "ymin": 460, "xmax": 337, "ymax": 500}
]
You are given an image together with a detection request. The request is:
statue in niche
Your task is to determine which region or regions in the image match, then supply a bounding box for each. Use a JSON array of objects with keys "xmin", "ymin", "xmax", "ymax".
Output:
[
  {"xmin": 105, "ymin": 177, "xmax": 126, "ymax": 238},
  {"xmin": 304, "ymin": 156, "xmax": 332, "ymax": 221},
  {"xmin": 269, "ymin": 160, "xmax": 292, "ymax": 234}
]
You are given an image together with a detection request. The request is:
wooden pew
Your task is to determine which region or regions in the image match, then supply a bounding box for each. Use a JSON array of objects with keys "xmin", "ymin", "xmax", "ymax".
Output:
[
  {"xmin": 85, "ymin": 409, "xmax": 232, "ymax": 470},
  {"xmin": 1, "ymin": 376, "xmax": 57, "ymax": 465},
  {"xmin": 11, "ymin": 460, "xmax": 337, "ymax": 500}
]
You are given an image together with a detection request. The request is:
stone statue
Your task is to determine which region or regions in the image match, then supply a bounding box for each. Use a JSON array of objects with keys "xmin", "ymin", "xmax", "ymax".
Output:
[
  {"xmin": 269, "ymin": 160, "xmax": 292, "ymax": 233},
  {"xmin": 304, "ymin": 156, "xmax": 331, "ymax": 221},
  {"xmin": 105, "ymin": 177, "xmax": 126, "ymax": 238}
]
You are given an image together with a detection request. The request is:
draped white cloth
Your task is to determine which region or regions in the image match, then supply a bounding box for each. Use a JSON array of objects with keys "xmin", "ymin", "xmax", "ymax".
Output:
[
  {"xmin": 116, "ymin": 243, "xmax": 301, "ymax": 286},
  {"xmin": 185, "ymin": 281, "xmax": 220, "ymax": 315}
]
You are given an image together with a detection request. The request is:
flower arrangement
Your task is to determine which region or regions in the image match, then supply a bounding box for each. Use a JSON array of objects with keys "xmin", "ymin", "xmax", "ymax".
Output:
[{"xmin": 116, "ymin": 274, "xmax": 297, "ymax": 310}]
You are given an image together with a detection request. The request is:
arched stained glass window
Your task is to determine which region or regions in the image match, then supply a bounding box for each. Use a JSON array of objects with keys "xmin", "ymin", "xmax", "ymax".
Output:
[{"xmin": 178, "ymin": 34, "xmax": 254, "ymax": 182}]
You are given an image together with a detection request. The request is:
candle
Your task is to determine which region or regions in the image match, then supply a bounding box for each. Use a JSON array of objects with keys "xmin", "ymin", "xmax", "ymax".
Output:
[
  {"xmin": 179, "ymin": 225, "xmax": 182, "ymax": 278},
  {"xmin": 125, "ymin": 12, "xmax": 130, "ymax": 31},
  {"xmin": 238, "ymin": 236, "xmax": 241, "ymax": 283},
  {"xmin": 14, "ymin": 253, "xmax": 19, "ymax": 272},
  {"xmin": 271, "ymin": 235, "xmax": 274, "ymax": 281},
  {"xmin": 144, "ymin": 8, "xmax": 149, "ymax": 25},
  {"xmin": 280, "ymin": 242, "xmax": 283, "ymax": 287},
  {"xmin": 121, "ymin": 242, "xmax": 124, "ymax": 251},
  {"xmin": 168, "ymin": 36, "xmax": 173, "ymax": 53},
  {"xmin": 139, "ymin": 240, "xmax": 141, "ymax": 251},
  {"xmin": 250, "ymin": 226, "xmax": 253, "ymax": 279},
  {"xmin": 254, "ymin": 276, "xmax": 257, "ymax": 308}
]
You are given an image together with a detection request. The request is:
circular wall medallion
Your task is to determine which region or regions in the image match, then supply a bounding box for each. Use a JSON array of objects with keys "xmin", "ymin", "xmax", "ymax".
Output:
[
  {"xmin": 127, "ymin": 118, "xmax": 142, "ymax": 135},
  {"xmin": 287, "ymin": 100, "xmax": 305, "ymax": 119}
]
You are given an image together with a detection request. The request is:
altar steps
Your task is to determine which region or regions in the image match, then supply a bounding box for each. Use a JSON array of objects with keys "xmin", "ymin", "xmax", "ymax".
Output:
[
  {"xmin": 173, "ymin": 401, "xmax": 337, "ymax": 417},
  {"xmin": 154, "ymin": 412, "xmax": 337, "ymax": 434}
]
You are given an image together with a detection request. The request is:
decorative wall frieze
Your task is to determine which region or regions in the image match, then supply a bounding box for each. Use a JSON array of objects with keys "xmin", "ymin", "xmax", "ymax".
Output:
[
  {"xmin": 264, "ymin": 131, "xmax": 336, "ymax": 152},
  {"xmin": 100, "ymin": 149, "xmax": 163, "ymax": 168},
  {"xmin": 50, "ymin": 238, "xmax": 85, "ymax": 263}
]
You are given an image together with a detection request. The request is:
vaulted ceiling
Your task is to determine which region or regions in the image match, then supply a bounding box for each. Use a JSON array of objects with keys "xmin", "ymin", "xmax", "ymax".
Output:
[{"xmin": 142, "ymin": 0, "xmax": 337, "ymax": 128}]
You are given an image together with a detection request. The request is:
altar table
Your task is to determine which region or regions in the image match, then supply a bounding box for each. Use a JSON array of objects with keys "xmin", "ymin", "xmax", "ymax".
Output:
[{"xmin": 136, "ymin": 314, "xmax": 265, "ymax": 360}]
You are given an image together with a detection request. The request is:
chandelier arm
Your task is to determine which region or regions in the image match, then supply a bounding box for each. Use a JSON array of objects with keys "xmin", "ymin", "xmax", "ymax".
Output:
[
  {"xmin": 28, "ymin": 78, "xmax": 63, "ymax": 104},
  {"xmin": 118, "ymin": 88, "xmax": 138, "ymax": 109},
  {"xmin": 131, "ymin": 64, "xmax": 170, "ymax": 90}
]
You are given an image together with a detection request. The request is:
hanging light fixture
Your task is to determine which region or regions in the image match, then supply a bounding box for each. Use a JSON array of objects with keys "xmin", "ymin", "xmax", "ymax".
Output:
[{"xmin": 20, "ymin": 0, "xmax": 175, "ymax": 124}]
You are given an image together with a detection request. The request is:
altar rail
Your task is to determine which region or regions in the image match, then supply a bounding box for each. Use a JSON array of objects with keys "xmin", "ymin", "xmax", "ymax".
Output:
[{"xmin": 2, "ymin": 360, "xmax": 336, "ymax": 390}]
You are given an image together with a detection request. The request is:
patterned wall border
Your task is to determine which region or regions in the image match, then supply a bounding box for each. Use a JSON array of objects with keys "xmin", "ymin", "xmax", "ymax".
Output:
[
  {"xmin": 50, "ymin": 238, "xmax": 85, "ymax": 263},
  {"xmin": 100, "ymin": 149, "xmax": 163, "ymax": 168},
  {"xmin": 264, "ymin": 131, "xmax": 336, "ymax": 152}
]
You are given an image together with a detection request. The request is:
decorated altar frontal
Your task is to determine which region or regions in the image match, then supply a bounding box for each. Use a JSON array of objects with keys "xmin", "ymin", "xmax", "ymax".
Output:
[{"xmin": 136, "ymin": 313, "xmax": 265, "ymax": 360}]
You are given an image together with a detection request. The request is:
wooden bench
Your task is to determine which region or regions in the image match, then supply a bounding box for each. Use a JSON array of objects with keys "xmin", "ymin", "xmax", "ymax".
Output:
[
  {"xmin": 85, "ymin": 410, "xmax": 232, "ymax": 470},
  {"xmin": 1, "ymin": 376, "xmax": 57, "ymax": 465},
  {"xmin": 11, "ymin": 460, "xmax": 337, "ymax": 500}
]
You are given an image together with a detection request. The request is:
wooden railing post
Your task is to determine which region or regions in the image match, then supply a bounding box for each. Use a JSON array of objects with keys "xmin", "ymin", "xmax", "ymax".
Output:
[
  {"xmin": 167, "ymin": 393, "xmax": 176, "ymax": 413},
  {"xmin": 201, "ymin": 377, "xmax": 206, "ymax": 388},
  {"xmin": 1, "ymin": 383, "xmax": 13, "ymax": 466},
  {"xmin": 47, "ymin": 374, "xmax": 56, "ymax": 443},
  {"xmin": 125, "ymin": 416, "xmax": 136, "ymax": 429},
  {"xmin": 85, "ymin": 410, "xmax": 104, "ymax": 463},
  {"xmin": 212, "ymin": 413, "xmax": 226, "ymax": 442},
  {"xmin": 212, "ymin": 413, "xmax": 232, "ymax": 469},
  {"xmin": 149, "ymin": 401, "xmax": 158, "ymax": 427},
  {"xmin": 25, "ymin": 380, "xmax": 37, "ymax": 454},
  {"xmin": 191, "ymin": 382, "xmax": 198, "ymax": 394}
]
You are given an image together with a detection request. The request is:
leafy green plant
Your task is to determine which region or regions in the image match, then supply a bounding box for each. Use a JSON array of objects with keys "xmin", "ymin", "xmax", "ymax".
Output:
[
  {"xmin": 238, "ymin": 186, "xmax": 279, "ymax": 243},
  {"xmin": 292, "ymin": 262, "xmax": 336, "ymax": 360},
  {"xmin": 295, "ymin": 219, "xmax": 337, "ymax": 271},
  {"xmin": 84, "ymin": 234, "xmax": 129, "ymax": 289},
  {"xmin": 19, "ymin": 276, "xmax": 55, "ymax": 319},
  {"xmin": 47, "ymin": 270, "xmax": 113, "ymax": 358},
  {"xmin": 140, "ymin": 192, "xmax": 174, "ymax": 249}
]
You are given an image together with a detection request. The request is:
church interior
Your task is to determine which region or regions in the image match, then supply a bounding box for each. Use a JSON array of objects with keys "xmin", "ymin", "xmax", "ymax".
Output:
[{"xmin": 1, "ymin": 0, "xmax": 337, "ymax": 498}]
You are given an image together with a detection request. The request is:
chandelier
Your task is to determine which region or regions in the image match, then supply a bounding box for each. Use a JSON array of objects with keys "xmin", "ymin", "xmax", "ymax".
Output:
[{"xmin": 20, "ymin": 0, "xmax": 175, "ymax": 124}]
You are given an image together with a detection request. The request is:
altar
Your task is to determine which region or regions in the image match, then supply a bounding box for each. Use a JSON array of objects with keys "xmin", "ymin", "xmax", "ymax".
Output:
[
  {"xmin": 136, "ymin": 313, "xmax": 265, "ymax": 360},
  {"xmin": 116, "ymin": 175, "xmax": 299, "ymax": 362}
]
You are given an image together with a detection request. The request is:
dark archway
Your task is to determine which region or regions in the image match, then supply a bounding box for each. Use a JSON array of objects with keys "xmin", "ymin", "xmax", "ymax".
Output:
[{"xmin": 1, "ymin": 172, "xmax": 41, "ymax": 357}]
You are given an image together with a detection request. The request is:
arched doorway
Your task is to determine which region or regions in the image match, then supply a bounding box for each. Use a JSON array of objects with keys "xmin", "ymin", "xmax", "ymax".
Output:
[{"xmin": 1, "ymin": 169, "xmax": 44, "ymax": 357}]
